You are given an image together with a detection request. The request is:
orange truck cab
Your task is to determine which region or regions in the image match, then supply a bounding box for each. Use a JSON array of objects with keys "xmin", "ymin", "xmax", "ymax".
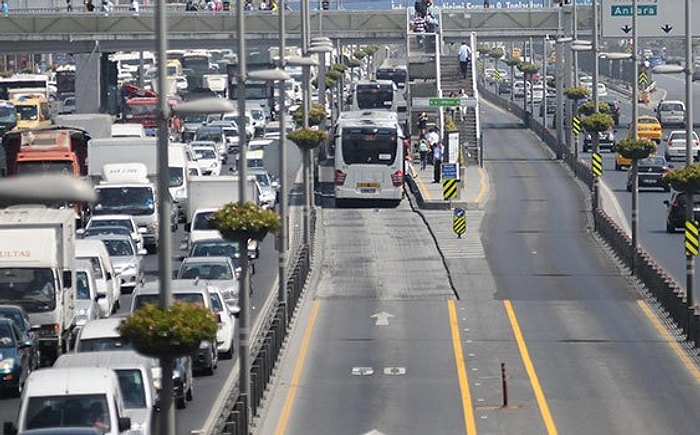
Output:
[
  {"xmin": 1, "ymin": 127, "xmax": 89, "ymax": 177},
  {"xmin": 123, "ymin": 96, "xmax": 180, "ymax": 137}
]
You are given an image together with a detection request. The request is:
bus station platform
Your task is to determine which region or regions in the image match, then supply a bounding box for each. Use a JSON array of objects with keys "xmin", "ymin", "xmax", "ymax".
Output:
[{"xmin": 406, "ymin": 161, "xmax": 489, "ymax": 211}]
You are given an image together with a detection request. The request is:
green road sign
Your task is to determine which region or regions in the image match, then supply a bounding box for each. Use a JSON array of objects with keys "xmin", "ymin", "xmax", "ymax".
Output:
[{"xmin": 429, "ymin": 98, "xmax": 461, "ymax": 107}]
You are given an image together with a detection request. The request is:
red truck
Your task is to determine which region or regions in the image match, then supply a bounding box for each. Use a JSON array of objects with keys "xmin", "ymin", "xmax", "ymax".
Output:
[{"xmin": 121, "ymin": 84, "xmax": 180, "ymax": 136}]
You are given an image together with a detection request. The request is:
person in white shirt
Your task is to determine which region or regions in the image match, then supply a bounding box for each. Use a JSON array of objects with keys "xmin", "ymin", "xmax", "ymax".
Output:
[{"xmin": 458, "ymin": 42, "xmax": 472, "ymax": 79}]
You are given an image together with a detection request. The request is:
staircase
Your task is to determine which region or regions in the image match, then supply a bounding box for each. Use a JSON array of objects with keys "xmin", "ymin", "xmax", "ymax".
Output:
[{"xmin": 440, "ymin": 55, "xmax": 479, "ymax": 165}]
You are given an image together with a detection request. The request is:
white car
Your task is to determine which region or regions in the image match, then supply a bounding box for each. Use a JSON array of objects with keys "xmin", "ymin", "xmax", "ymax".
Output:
[
  {"xmin": 528, "ymin": 84, "xmax": 545, "ymax": 104},
  {"xmin": 192, "ymin": 145, "xmax": 222, "ymax": 176},
  {"xmin": 80, "ymin": 214, "xmax": 146, "ymax": 252},
  {"xmin": 74, "ymin": 260, "xmax": 101, "ymax": 329},
  {"xmin": 209, "ymin": 287, "xmax": 239, "ymax": 359},
  {"xmin": 175, "ymin": 75, "xmax": 189, "ymax": 92},
  {"xmin": 664, "ymin": 130, "xmax": 700, "ymax": 161}
]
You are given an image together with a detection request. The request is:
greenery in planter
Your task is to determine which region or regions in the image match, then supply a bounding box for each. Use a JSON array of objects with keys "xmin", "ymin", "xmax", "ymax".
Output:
[
  {"xmin": 326, "ymin": 69, "xmax": 343, "ymax": 81},
  {"xmin": 353, "ymin": 49, "xmax": 367, "ymax": 60},
  {"xmin": 346, "ymin": 58, "xmax": 362, "ymax": 68},
  {"xmin": 208, "ymin": 202, "xmax": 281, "ymax": 241},
  {"xmin": 662, "ymin": 163, "xmax": 700, "ymax": 193},
  {"xmin": 311, "ymin": 77, "xmax": 336, "ymax": 89},
  {"xmin": 364, "ymin": 45, "xmax": 380, "ymax": 56},
  {"xmin": 119, "ymin": 303, "xmax": 217, "ymax": 358},
  {"xmin": 292, "ymin": 102, "xmax": 327, "ymax": 127},
  {"xmin": 565, "ymin": 85, "xmax": 590, "ymax": 100},
  {"xmin": 287, "ymin": 127, "xmax": 329, "ymax": 150},
  {"xmin": 477, "ymin": 43, "xmax": 491, "ymax": 56},
  {"xmin": 331, "ymin": 63, "xmax": 347, "ymax": 74},
  {"xmin": 488, "ymin": 47, "xmax": 504, "ymax": 60},
  {"xmin": 516, "ymin": 62, "xmax": 539, "ymax": 76},
  {"xmin": 581, "ymin": 112, "xmax": 614, "ymax": 133},
  {"xmin": 578, "ymin": 101, "xmax": 610, "ymax": 117},
  {"xmin": 502, "ymin": 56, "xmax": 521, "ymax": 67},
  {"xmin": 612, "ymin": 137, "xmax": 656, "ymax": 159}
]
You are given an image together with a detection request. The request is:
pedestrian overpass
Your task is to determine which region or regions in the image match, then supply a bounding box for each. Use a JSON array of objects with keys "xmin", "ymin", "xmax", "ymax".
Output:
[{"xmin": 0, "ymin": 6, "xmax": 591, "ymax": 54}]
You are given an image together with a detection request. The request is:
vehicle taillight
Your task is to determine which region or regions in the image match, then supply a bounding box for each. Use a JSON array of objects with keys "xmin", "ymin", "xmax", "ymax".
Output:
[
  {"xmin": 334, "ymin": 169, "xmax": 347, "ymax": 186},
  {"xmin": 391, "ymin": 170, "xmax": 404, "ymax": 187}
]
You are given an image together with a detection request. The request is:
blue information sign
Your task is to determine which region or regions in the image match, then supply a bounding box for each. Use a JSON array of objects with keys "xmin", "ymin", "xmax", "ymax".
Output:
[
  {"xmin": 441, "ymin": 163, "xmax": 458, "ymax": 180},
  {"xmin": 454, "ymin": 208, "xmax": 465, "ymax": 218}
]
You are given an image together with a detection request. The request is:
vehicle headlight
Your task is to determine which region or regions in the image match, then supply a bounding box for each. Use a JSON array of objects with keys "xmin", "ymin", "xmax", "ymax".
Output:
[{"xmin": 0, "ymin": 358, "xmax": 15, "ymax": 371}]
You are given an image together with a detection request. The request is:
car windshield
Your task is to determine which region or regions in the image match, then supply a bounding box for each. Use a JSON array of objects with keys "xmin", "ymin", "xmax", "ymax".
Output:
[
  {"xmin": 132, "ymin": 293, "xmax": 205, "ymax": 310},
  {"xmin": 661, "ymin": 103, "xmax": 684, "ymax": 111},
  {"xmin": 25, "ymin": 394, "xmax": 111, "ymax": 430},
  {"xmin": 178, "ymin": 262, "xmax": 233, "ymax": 280},
  {"xmin": 0, "ymin": 323, "xmax": 15, "ymax": 347},
  {"xmin": 94, "ymin": 186, "xmax": 155, "ymax": 216},
  {"xmin": 103, "ymin": 239, "xmax": 135, "ymax": 257},
  {"xmin": 195, "ymin": 148, "xmax": 217, "ymax": 160},
  {"xmin": 193, "ymin": 211, "xmax": 215, "ymax": 231},
  {"xmin": 639, "ymin": 157, "xmax": 666, "ymax": 166},
  {"xmin": 76, "ymin": 271, "xmax": 91, "ymax": 300},
  {"xmin": 77, "ymin": 337, "xmax": 131, "ymax": 352},
  {"xmin": 84, "ymin": 227, "xmax": 131, "ymax": 238},
  {"xmin": 170, "ymin": 166, "xmax": 184, "ymax": 188},
  {"xmin": 0, "ymin": 309, "xmax": 25, "ymax": 332},
  {"xmin": 0, "ymin": 268, "xmax": 56, "ymax": 312},
  {"xmin": 638, "ymin": 118, "xmax": 658, "ymax": 125},
  {"xmin": 253, "ymin": 172, "xmax": 270, "ymax": 187},
  {"xmin": 116, "ymin": 369, "xmax": 147, "ymax": 409}
]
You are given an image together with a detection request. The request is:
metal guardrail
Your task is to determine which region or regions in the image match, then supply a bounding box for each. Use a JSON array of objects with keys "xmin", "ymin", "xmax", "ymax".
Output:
[
  {"xmin": 219, "ymin": 209, "xmax": 316, "ymax": 434},
  {"xmin": 480, "ymin": 85, "xmax": 700, "ymax": 353}
]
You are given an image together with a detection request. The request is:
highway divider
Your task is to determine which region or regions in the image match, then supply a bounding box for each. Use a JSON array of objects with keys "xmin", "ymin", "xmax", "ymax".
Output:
[{"xmin": 479, "ymin": 85, "xmax": 700, "ymax": 352}]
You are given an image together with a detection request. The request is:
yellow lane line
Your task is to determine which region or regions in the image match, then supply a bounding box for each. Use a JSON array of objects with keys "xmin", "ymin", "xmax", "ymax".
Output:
[
  {"xmin": 637, "ymin": 300, "xmax": 700, "ymax": 383},
  {"xmin": 474, "ymin": 166, "xmax": 488, "ymax": 204},
  {"xmin": 274, "ymin": 299, "xmax": 322, "ymax": 435},
  {"xmin": 503, "ymin": 300, "xmax": 558, "ymax": 435},
  {"xmin": 447, "ymin": 300, "xmax": 477, "ymax": 435},
  {"xmin": 415, "ymin": 175, "xmax": 432, "ymax": 201}
]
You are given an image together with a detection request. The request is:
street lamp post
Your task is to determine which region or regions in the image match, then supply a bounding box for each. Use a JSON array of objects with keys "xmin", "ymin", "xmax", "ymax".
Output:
[{"xmin": 277, "ymin": 0, "xmax": 289, "ymax": 326}]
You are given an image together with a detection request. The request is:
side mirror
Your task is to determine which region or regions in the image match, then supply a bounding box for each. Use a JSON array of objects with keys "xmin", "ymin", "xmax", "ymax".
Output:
[
  {"xmin": 138, "ymin": 227, "xmax": 148, "ymax": 234},
  {"xmin": 271, "ymin": 180, "xmax": 280, "ymax": 190},
  {"xmin": 118, "ymin": 417, "xmax": 132, "ymax": 432},
  {"xmin": 96, "ymin": 294, "xmax": 106, "ymax": 300},
  {"xmin": 29, "ymin": 325, "xmax": 41, "ymax": 332},
  {"xmin": 228, "ymin": 304, "xmax": 241, "ymax": 316},
  {"xmin": 138, "ymin": 249, "xmax": 148, "ymax": 256},
  {"xmin": 63, "ymin": 270, "xmax": 72, "ymax": 288},
  {"xmin": 106, "ymin": 272, "xmax": 113, "ymax": 281},
  {"xmin": 663, "ymin": 200, "xmax": 670, "ymax": 205},
  {"xmin": 20, "ymin": 340, "xmax": 33, "ymax": 349},
  {"xmin": 76, "ymin": 228, "xmax": 85, "ymax": 236}
]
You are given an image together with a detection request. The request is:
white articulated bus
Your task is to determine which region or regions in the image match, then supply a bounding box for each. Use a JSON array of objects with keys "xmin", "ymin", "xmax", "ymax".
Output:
[{"xmin": 333, "ymin": 110, "xmax": 405, "ymax": 206}]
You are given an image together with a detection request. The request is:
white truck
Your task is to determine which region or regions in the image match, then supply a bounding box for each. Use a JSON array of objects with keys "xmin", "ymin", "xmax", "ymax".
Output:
[
  {"xmin": 185, "ymin": 175, "xmax": 260, "ymax": 257},
  {"xmin": 0, "ymin": 207, "xmax": 76, "ymax": 366},
  {"xmin": 203, "ymin": 74, "xmax": 228, "ymax": 98},
  {"xmin": 89, "ymin": 163, "xmax": 161, "ymax": 254},
  {"xmin": 88, "ymin": 137, "xmax": 190, "ymax": 228}
]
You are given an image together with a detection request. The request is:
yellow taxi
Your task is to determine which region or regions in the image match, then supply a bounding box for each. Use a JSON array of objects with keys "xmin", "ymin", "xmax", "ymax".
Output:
[{"xmin": 616, "ymin": 116, "xmax": 662, "ymax": 170}]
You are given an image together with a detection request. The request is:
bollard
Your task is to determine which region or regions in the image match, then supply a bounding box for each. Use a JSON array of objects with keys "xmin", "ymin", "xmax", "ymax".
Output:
[{"xmin": 501, "ymin": 362, "xmax": 508, "ymax": 408}]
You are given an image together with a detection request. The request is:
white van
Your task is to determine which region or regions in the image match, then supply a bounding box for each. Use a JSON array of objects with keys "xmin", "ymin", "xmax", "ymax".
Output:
[
  {"xmin": 54, "ymin": 351, "xmax": 158, "ymax": 435},
  {"xmin": 657, "ymin": 100, "xmax": 686, "ymax": 127},
  {"xmin": 169, "ymin": 143, "xmax": 190, "ymax": 223},
  {"xmin": 111, "ymin": 123, "xmax": 146, "ymax": 138},
  {"xmin": 76, "ymin": 239, "xmax": 120, "ymax": 317},
  {"xmin": 8, "ymin": 367, "xmax": 131, "ymax": 434}
]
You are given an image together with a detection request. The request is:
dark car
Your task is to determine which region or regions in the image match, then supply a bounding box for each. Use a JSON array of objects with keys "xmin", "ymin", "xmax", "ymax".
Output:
[
  {"xmin": 663, "ymin": 192, "xmax": 700, "ymax": 232},
  {"xmin": 626, "ymin": 156, "xmax": 671, "ymax": 192},
  {"xmin": 497, "ymin": 79, "xmax": 512, "ymax": 95},
  {"xmin": 0, "ymin": 305, "xmax": 40, "ymax": 369},
  {"xmin": 604, "ymin": 99, "xmax": 621, "ymax": 126},
  {"xmin": 0, "ymin": 318, "xmax": 33, "ymax": 397},
  {"xmin": 583, "ymin": 129, "xmax": 616, "ymax": 152}
]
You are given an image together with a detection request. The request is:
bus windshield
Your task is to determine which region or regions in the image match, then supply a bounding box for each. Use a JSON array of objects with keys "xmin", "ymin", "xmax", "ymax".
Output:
[
  {"xmin": 127, "ymin": 104, "xmax": 157, "ymax": 116},
  {"xmin": 15, "ymin": 105, "xmax": 38, "ymax": 121},
  {"xmin": 355, "ymin": 84, "xmax": 394, "ymax": 110},
  {"xmin": 16, "ymin": 161, "xmax": 74, "ymax": 176},
  {"xmin": 0, "ymin": 106, "xmax": 16, "ymax": 124},
  {"xmin": 341, "ymin": 128, "xmax": 398, "ymax": 165}
]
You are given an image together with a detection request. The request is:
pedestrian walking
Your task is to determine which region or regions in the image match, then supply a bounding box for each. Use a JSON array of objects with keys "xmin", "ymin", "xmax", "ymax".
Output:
[
  {"xmin": 404, "ymin": 153, "xmax": 417, "ymax": 179},
  {"xmin": 417, "ymin": 111, "xmax": 428, "ymax": 135},
  {"xmin": 426, "ymin": 127, "xmax": 440, "ymax": 149},
  {"xmin": 412, "ymin": 14, "xmax": 426, "ymax": 46},
  {"xmin": 2, "ymin": 0, "xmax": 9, "ymax": 17},
  {"xmin": 446, "ymin": 91, "xmax": 456, "ymax": 120},
  {"xmin": 67, "ymin": 0, "xmax": 73, "ymax": 12},
  {"xmin": 458, "ymin": 41, "xmax": 471, "ymax": 80},
  {"xmin": 432, "ymin": 141, "xmax": 444, "ymax": 183},
  {"xmin": 130, "ymin": 0, "xmax": 140, "ymax": 14},
  {"xmin": 458, "ymin": 88, "xmax": 468, "ymax": 120},
  {"xmin": 418, "ymin": 136, "xmax": 429, "ymax": 171},
  {"xmin": 84, "ymin": 0, "xmax": 95, "ymax": 11}
]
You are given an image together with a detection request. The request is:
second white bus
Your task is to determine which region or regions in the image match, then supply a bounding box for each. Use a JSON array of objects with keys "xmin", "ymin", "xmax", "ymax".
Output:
[{"xmin": 333, "ymin": 110, "xmax": 405, "ymax": 206}]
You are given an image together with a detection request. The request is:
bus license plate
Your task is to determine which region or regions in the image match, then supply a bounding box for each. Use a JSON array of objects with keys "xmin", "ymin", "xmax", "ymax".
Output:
[{"xmin": 357, "ymin": 182, "xmax": 380, "ymax": 189}]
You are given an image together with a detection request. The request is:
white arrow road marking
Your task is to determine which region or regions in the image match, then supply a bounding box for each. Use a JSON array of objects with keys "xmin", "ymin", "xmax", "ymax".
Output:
[{"xmin": 370, "ymin": 311, "xmax": 395, "ymax": 326}]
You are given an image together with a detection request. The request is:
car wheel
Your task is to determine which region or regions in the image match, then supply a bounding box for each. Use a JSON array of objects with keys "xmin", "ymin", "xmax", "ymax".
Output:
[
  {"xmin": 667, "ymin": 221, "xmax": 676, "ymax": 233},
  {"xmin": 176, "ymin": 395, "xmax": 187, "ymax": 409},
  {"xmin": 221, "ymin": 345, "xmax": 234, "ymax": 360},
  {"xmin": 12, "ymin": 373, "xmax": 24, "ymax": 398},
  {"xmin": 626, "ymin": 184, "xmax": 632, "ymax": 192},
  {"xmin": 615, "ymin": 162, "xmax": 621, "ymax": 171}
]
